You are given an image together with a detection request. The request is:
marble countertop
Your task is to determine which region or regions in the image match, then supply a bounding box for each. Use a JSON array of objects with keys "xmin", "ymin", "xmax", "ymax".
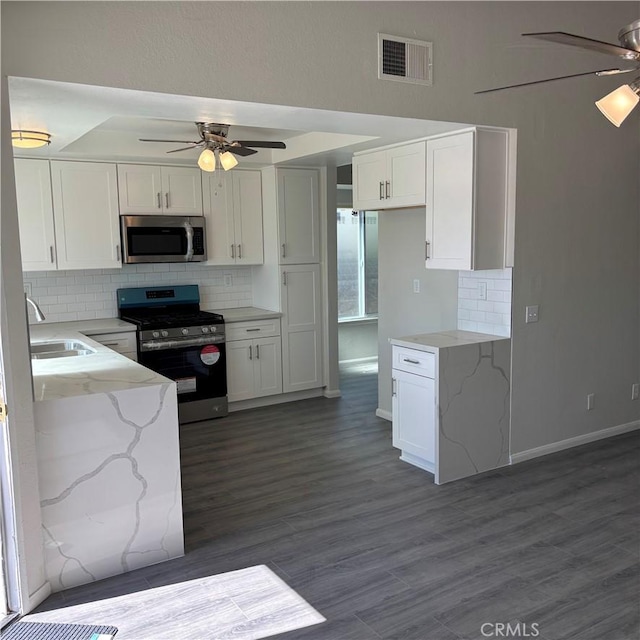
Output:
[
  {"xmin": 30, "ymin": 324, "xmax": 170, "ymax": 402},
  {"xmin": 206, "ymin": 307, "xmax": 283, "ymax": 323},
  {"xmin": 31, "ymin": 317, "xmax": 137, "ymax": 336},
  {"xmin": 390, "ymin": 329, "xmax": 510, "ymax": 353}
]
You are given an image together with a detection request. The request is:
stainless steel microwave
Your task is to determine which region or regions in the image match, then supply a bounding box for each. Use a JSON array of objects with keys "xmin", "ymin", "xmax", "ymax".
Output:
[{"xmin": 120, "ymin": 215, "xmax": 207, "ymax": 264}]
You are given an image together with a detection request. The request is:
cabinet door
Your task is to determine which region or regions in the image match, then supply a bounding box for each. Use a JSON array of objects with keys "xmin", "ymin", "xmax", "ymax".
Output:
[
  {"xmin": 352, "ymin": 150, "xmax": 386, "ymax": 211},
  {"xmin": 117, "ymin": 164, "xmax": 163, "ymax": 214},
  {"xmin": 202, "ymin": 173, "xmax": 235, "ymax": 265},
  {"xmin": 14, "ymin": 159, "xmax": 57, "ymax": 271},
  {"xmin": 426, "ymin": 132, "xmax": 475, "ymax": 270},
  {"xmin": 281, "ymin": 264, "xmax": 322, "ymax": 392},
  {"xmin": 51, "ymin": 161, "xmax": 121, "ymax": 270},
  {"xmin": 277, "ymin": 168, "xmax": 320, "ymax": 264},
  {"xmin": 387, "ymin": 141, "xmax": 426, "ymax": 208},
  {"xmin": 392, "ymin": 368, "xmax": 436, "ymax": 464},
  {"xmin": 233, "ymin": 171, "xmax": 264, "ymax": 264},
  {"xmin": 226, "ymin": 340, "xmax": 256, "ymax": 402},
  {"xmin": 161, "ymin": 167, "xmax": 203, "ymax": 215},
  {"xmin": 254, "ymin": 336, "xmax": 282, "ymax": 398}
]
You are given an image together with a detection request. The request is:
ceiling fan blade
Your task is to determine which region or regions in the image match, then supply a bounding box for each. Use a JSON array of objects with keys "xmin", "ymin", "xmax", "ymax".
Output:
[
  {"xmin": 227, "ymin": 146, "xmax": 258, "ymax": 157},
  {"xmin": 139, "ymin": 138, "xmax": 200, "ymax": 144},
  {"xmin": 475, "ymin": 68, "xmax": 632, "ymax": 94},
  {"xmin": 166, "ymin": 145, "xmax": 201, "ymax": 154},
  {"xmin": 233, "ymin": 140, "xmax": 287, "ymax": 149},
  {"xmin": 523, "ymin": 32, "xmax": 640, "ymax": 61}
]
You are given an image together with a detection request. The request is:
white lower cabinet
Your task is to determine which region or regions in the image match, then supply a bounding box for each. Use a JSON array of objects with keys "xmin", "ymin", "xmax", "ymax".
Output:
[
  {"xmin": 226, "ymin": 320, "xmax": 282, "ymax": 402},
  {"xmin": 392, "ymin": 367, "xmax": 436, "ymax": 469},
  {"xmin": 280, "ymin": 264, "xmax": 322, "ymax": 393},
  {"xmin": 390, "ymin": 336, "xmax": 511, "ymax": 485},
  {"xmin": 90, "ymin": 331, "xmax": 137, "ymax": 361}
]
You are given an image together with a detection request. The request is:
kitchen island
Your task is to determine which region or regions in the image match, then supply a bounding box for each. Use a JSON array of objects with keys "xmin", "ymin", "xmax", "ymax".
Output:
[
  {"xmin": 390, "ymin": 330, "xmax": 511, "ymax": 484},
  {"xmin": 30, "ymin": 321, "xmax": 184, "ymax": 592}
]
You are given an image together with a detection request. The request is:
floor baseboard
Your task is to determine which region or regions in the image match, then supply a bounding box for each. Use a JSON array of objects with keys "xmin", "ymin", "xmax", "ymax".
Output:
[
  {"xmin": 376, "ymin": 408, "xmax": 392, "ymax": 422},
  {"xmin": 510, "ymin": 419, "xmax": 640, "ymax": 464}
]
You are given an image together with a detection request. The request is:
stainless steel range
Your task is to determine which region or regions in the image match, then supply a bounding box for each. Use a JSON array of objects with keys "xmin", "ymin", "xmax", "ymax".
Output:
[{"xmin": 117, "ymin": 284, "xmax": 227, "ymax": 423}]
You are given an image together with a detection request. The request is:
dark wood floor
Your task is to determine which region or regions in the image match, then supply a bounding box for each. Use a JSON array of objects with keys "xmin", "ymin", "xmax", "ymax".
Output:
[{"xmin": 35, "ymin": 364, "xmax": 639, "ymax": 639}]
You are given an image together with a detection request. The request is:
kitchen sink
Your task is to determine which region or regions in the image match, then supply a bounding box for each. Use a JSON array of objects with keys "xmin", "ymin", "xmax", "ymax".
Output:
[{"xmin": 30, "ymin": 340, "xmax": 97, "ymax": 360}]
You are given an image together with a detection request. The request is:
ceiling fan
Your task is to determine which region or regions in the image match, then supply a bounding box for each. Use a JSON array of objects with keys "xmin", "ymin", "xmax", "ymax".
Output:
[
  {"xmin": 139, "ymin": 122, "xmax": 287, "ymax": 171},
  {"xmin": 476, "ymin": 19, "xmax": 640, "ymax": 126}
]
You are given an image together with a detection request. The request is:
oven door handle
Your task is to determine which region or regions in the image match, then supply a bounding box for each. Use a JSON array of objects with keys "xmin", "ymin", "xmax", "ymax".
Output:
[
  {"xmin": 185, "ymin": 221, "xmax": 194, "ymax": 262},
  {"xmin": 140, "ymin": 336, "xmax": 224, "ymax": 351}
]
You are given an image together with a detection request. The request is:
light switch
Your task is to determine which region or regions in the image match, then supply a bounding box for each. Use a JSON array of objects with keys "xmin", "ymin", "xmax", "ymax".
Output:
[
  {"xmin": 525, "ymin": 305, "xmax": 539, "ymax": 323},
  {"xmin": 478, "ymin": 282, "xmax": 487, "ymax": 300}
]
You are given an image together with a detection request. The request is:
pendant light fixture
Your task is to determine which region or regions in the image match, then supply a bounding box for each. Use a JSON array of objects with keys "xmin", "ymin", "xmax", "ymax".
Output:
[
  {"xmin": 11, "ymin": 129, "xmax": 52, "ymax": 148},
  {"xmin": 219, "ymin": 150, "xmax": 239, "ymax": 171},
  {"xmin": 595, "ymin": 77, "xmax": 640, "ymax": 127}
]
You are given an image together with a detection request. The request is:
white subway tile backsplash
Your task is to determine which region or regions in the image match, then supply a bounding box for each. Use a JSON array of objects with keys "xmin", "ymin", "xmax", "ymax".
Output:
[
  {"xmin": 458, "ymin": 268, "xmax": 512, "ymax": 336},
  {"xmin": 24, "ymin": 263, "xmax": 254, "ymax": 323}
]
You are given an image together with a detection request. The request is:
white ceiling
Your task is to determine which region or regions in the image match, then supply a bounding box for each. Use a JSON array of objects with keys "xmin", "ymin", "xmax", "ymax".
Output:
[{"xmin": 8, "ymin": 77, "xmax": 468, "ymax": 168}]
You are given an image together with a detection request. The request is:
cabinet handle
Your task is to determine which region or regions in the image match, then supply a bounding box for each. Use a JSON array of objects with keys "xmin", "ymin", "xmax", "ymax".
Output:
[
  {"xmin": 231, "ymin": 244, "xmax": 235, "ymax": 259},
  {"xmin": 392, "ymin": 378, "xmax": 397, "ymax": 397},
  {"xmin": 281, "ymin": 243, "xmax": 286, "ymax": 258},
  {"xmin": 101, "ymin": 342, "xmax": 120, "ymax": 347},
  {"xmin": 49, "ymin": 245, "xmax": 55, "ymax": 263},
  {"xmin": 282, "ymin": 271, "xmax": 287, "ymax": 286},
  {"xmin": 165, "ymin": 192, "xmax": 170, "ymax": 209},
  {"xmin": 403, "ymin": 358, "xmax": 420, "ymax": 365},
  {"xmin": 246, "ymin": 328, "xmax": 261, "ymax": 332},
  {"xmin": 256, "ymin": 344, "xmax": 260, "ymax": 359},
  {"xmin": 425, "ymin": 241, "xmax": 431, "ymax": 260},
  {"xmin": 249, "ymin": 345, "xmax": 253, "ymax": 360},
  {"xmin": 237, "ymin": 244, "xmax": 242, "ymax": 259},
  {"xmin": 157, "ymin": 192, "xmax": 162, "ymax": 209},
  {"xmin": 385, "ymin": 181, "xmax": 390, "ymax": 199},
  {"xmin": 379, "ymin": 182, "xmax": 384, "ymax": 200},
  {"xmin": 115, "ymin": 245, "xmax": 121, "ymax": 262}
]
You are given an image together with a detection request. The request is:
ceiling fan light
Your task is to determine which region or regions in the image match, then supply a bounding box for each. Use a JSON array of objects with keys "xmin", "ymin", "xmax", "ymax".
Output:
[
  {"xmin": 197, "ymin": 148, "xmax": 216, "ymax": 172},
  {"xmin": 12, "ymin": 129, "xmax": 51, "ymax": 149},
  {"xmin": 595, "ymin": 83, "xmax": 640, "ymax": 127},
  {"xmin": 219, "ymin": 151, "xmax": 239, "ymax": 171}
]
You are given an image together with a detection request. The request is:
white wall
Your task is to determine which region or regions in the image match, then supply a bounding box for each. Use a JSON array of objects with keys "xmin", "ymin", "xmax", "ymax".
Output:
[
  {"xmin": 338, "ymin": 320, "xmax": 378, "ymax": 362},
  {"xmin": 23, "ymin": 264, "xmax": 253, "ymax": 323},
  {"xmin": 1, "ymin": 1, "xmax": 639, "ymax": 597}
]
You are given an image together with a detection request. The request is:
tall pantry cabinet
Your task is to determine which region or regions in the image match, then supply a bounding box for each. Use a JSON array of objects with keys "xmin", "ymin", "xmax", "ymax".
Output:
[{"xmin": 254, "ymin": 167, "xmax": 323, "ymax": 394}]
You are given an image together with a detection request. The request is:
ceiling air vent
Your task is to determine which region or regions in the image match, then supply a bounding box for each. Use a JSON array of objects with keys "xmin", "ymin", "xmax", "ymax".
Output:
[{"xmin": 378, "ymin": 33, "xmax": 432, "ymax": 86}]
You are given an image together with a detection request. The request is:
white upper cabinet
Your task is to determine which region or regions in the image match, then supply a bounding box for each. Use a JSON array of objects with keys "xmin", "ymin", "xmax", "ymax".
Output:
[
  {"xmin": 50, "ymin": 161, "xmax": 121, "ymax": 270},
  {"xmin": 277, "ymin": 168, "xmax": 320, "ymax": 264},
  {"xmin": 203, "ymin": 170, "xmax": 263, "ymax": 265},
  {"xmin": 353, "ymin": 141, "xmax": 426, "ymax": 210},
  {"xmin": 117, "ymin": 164, "xmax": 203, "ymax": 215},
  {"xmin": 425, "ymin": 128, "xmax": 508, "ymax": 271},
  {"xmin": 14, "ymin": 158, "xmax": 57, "ymax": 271}
]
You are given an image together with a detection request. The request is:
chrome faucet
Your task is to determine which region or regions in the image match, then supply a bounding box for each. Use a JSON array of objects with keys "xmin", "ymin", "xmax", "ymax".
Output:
[{"xmin": 26, "ymin": 295, "xmax": 46, "ymax": 322}]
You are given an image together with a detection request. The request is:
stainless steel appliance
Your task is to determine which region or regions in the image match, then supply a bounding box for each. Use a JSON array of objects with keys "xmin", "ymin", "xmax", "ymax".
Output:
[
  {"xmin": 120, "ymin": 215, "xmax": 207, "ymax": 264},
  {"xmin": 117, "ymin": 285, "xmax": 227, "ymax": 423}
]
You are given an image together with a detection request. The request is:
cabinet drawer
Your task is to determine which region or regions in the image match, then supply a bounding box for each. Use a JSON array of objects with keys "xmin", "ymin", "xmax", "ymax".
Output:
[
  {"xmin": 392, "ymin": 346, "xmax": 435, "ymax": 378},
  {"xmin": 91, "ymin": 332, "xmax": 137, "ymax": 355},
  {"xmin": 226, "ymin": 318, "xmax": 281, "ymax": 341}
]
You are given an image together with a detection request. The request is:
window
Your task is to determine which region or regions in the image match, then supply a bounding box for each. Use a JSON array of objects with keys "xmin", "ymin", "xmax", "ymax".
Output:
[{"xmin": 337, "ymin": 209, "xmax": 378, "ymax": 320}]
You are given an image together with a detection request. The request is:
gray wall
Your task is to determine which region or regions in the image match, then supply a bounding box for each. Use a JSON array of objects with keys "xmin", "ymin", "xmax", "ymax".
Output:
[
  {"xmin": 378, "ymin": 208, "xmax": 459, "ymax": 413},
  {"xmin": 2, "ymin": 0, "xmax": 639, "ymax": 602}
]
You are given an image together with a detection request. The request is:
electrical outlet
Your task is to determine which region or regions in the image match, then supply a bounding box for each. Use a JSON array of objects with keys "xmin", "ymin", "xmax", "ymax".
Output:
[
  {"xmin": 478, "ymin": 281, "xmax": 487, "ymax": 300},
  {"xmin": 413, "ymin": 279, "xmax": 420, "ymax": 294},
  {"xmin": 23, "ymin": 282, "xmax": 32, "ymax": 296},
  {"xmin": 525, "ymin": 305, "xmax": 539, "ymax": 323},
  {"xmin": 632, "ymin": 383, "xmax": 640, "ymax": 401},
  {"xmin": 586, "ymin": 393, "xmax": 595, "ymax": 411},
  {"xmin": 224, "ymin": 275, "xmax": 232, "ymax": 287}
]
